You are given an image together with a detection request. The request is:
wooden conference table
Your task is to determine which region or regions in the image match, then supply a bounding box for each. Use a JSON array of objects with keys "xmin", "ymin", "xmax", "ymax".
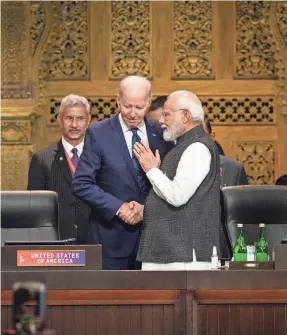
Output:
[{"xmin": 2, "ymin": 269, "xmax": 287, "ymax": 335}]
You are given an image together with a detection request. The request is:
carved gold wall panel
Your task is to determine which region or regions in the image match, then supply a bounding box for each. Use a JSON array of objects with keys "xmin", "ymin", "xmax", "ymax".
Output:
[
  {"xmin": 46, "ymin": 1, "xmax": 89, "ymax": 80},
  {"xmin": 173, "ymin": 1, "xmax": 213, "ymax": 79},
  {"xmin": 30, "ymin": 1, "xmax": 45, "ymax": 56},
  {"xmin": 236, "ymin": 1, "xmax": 276, "ymax": 78},
  {"xmin": 48, "ymin": 96, "xmax": 275, "ymax": 125},
  {"xmin": 236, "ymin": 142, "xmax": 275, "ymax": 185},
  {"xmin": 1, "ymin": 146, "xmax": 33, "ymax": 191},
  {"xmin": 276, "ymin": 2, "xmax": 287, "ymax": 46},
  {"xmin": 50, "ymin": 97, "xmax": 118, "ymax": 124},
  {"xmin": 202, "ymin": 97, "xmax": 275, "ymax": 123},
  {"xmin": 1, "ymin": 1, "xmax": 31, "ymax": 98},
  {"xmin": 110, "ymin": 1, "xmax": 151, "ymax": 78},
  {"xmin": 1, "ymin": 1, "xmax": 286, "ymax": 190},
  {"xmin": 1, "ymin": 121, "xmax": 31, "ymax": 145}
]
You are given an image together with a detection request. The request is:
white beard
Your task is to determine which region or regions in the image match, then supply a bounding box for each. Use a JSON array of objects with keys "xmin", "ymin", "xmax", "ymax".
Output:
[{"xmin": 163, "ymin": 122, "xmax": 184, "ymax": 142}]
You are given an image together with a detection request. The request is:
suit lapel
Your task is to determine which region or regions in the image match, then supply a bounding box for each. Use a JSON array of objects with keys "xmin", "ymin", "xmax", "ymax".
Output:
[
  {"xmin": 110, "ymin": 115, "xmax": 140, "ymax": 187},
  {"xmin": 145, "ymin": 118, "xmax": 158, "ymax": 154},
  {"xmin": 54, "ymin": 140, "xmax": 72, "ymax": 185},
  {"xmin": 220, "ymin": 156, "xmax": 225, "ymax": 187},
  {"xmin": 145, "ymin": 118, "xmax": 168, "ymax": 155}
]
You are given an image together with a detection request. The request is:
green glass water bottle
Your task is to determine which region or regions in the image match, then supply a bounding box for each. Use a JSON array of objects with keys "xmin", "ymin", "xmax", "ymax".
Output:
[
  {"xmin": 233, "ymin": 223, "xmax": 247, "ymax": 261},
  {"xmin": 255, "ymin": 223, "xmax": 269, "ymax": 262}
]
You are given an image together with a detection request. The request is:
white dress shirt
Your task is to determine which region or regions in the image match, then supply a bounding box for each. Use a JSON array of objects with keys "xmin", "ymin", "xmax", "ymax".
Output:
[
  {"xmin": 61, "ymin": 137, "xmax": 84, "ymax": 158},
  {"xmin": 118, "ymin": 113, "xmax": 149, "ymax": 157},
  {"xmin": 146, "ymin": 142, "xmax": 211, "ymax": 207}
]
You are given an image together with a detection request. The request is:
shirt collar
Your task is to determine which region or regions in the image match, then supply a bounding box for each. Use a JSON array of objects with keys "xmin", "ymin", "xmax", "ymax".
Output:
[
  {"xmin": 119, "ymin": 113, "xmax": 145, "ymax": 134},
  {"xmin": 61, "ymin": 137, "xmax": 84, "ymax": 155}
]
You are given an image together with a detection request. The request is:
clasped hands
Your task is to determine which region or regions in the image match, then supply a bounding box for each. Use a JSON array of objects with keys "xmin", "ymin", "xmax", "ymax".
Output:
[{"xmin": 119, "ymin": 201, "xmax": 143, "ymax": 225}]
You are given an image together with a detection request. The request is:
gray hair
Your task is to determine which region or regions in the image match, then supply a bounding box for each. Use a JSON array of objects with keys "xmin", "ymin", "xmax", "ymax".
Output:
[
  {"xmin": 168, "ymin": 90, "xmax": 204, "ymax": 123},
  {"xmin": 119, "ymin": 76, "xmax": 152, "ymax": 98},
  {"xmin": 59, "ymin": 94, "xmax": 90, "ymax": 115}
]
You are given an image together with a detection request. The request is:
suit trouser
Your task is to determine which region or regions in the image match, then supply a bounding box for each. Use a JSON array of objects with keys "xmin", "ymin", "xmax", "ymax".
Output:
[
  {"xmin": 87, "ymin": 222, "xmax": 141, "ymax": 270},
  {"xmin": 102, "ymin": 255, "xmax": 141, "ymax": 270}
]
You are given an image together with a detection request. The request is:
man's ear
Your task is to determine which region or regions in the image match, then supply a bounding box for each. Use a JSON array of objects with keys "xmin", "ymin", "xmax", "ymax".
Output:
[
  {"xmin": 211, "ymin": 131, "xmax": 216, "ymax": 140},
  {"xmin": 57, "ymin": 114, "xmax": 62, "ymax": 127},
  {"xmin": 116, "ymin": 95, "xmax": 121, "ymax": 109},
  {"xmin": 147, "ymin": 97, "xmax": 152, "ymax": 110},
  {"xmin": 182, "ymin": 109, "xmax": 190, "ymax": 124}
]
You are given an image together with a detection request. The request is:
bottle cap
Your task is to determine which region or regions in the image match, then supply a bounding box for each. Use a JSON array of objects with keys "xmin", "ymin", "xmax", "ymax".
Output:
[
  {"xmin": 237, "ymin": 223, "xmax": 243, "ymax": 227},
  {"xmin": 259, "ymin": 223, "xmax": 265, "ymax": 227}
]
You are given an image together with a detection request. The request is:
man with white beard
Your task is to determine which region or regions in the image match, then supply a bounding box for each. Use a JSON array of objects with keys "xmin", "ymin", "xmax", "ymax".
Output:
[{"xmin": 133, "ymin": 90, "xmax": 221, "ymax": 270}]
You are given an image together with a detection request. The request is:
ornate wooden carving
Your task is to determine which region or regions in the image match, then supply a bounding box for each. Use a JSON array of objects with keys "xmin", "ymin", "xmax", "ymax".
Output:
[
  {"xmin": 202, "ymin": 97, "xmax": 275, "ymax": 123},
  {"xmin": 1, "ymin": 146, "xmax": 33, "ymax": 191},
  {"xmin": 110, "ymin": 1, "xmax": 151, "ymax": 78},
  {"xmin": 1, "ymin": 2, "xmax": 31, "ymax": 98},
  {"xmin": 49, "ymin": 96, "xmax": 275, "ymax": 125},
  {"xmin": 1, "ymin": 121, "xmax": 30, "ymax": 144},
  {"xmin": 173, "ymin": 1, "xmax": 213, "ymax": 79},
  {"xmin": 276, "ymin": 2, "xmax": 287, "ymax": 47},
  {"xmin": 236, "ymin": 1, "xmax": 276, "ymax": 78},
  {"xmin": 1, "ymin": 2, "xmax": 286, "ymax": 190},
  {"xmin": 47, "ymin": 1, "xmax": 89, "ymax": 80},
  {"xmin": 273, "ymin": 2, "xmax": 287, "ymax": 117},
  {"xmin": 50, "ymin": 98, "xmax": 118, "ymax": 124},
  {"xmin": 236, "ymin": 142, "xmax": 275, "ymax": 185},
  {"xmin": 30, "ymin": 2, "xmax": 45, "ymax": 56},
  {"xmin": 1, "ymin": 108, "xmax": 36, "ymax": 190}
]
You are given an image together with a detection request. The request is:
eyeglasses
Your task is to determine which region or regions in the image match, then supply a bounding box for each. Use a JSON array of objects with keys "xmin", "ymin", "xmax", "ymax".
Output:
[
  {"xmin": 161, "ymin": 109, "xmax": 185, "ymax": 118},
  {"xmin": 64, "ymin": 116, "xmax": 88, "ymax": 124}
]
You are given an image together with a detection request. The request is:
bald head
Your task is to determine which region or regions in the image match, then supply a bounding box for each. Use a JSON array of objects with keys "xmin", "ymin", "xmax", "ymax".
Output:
[
  {"xmin": 166, "ymin": 90, "xmax": 204, "ymax": 123},
  {"xmin": 119, "ymin": 76, "xmax": 151, "ymax": 99}
]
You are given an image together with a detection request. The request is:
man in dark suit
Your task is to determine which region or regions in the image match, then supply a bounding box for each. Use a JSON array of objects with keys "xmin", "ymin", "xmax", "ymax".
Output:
[
  {"xmin": 147, "ymin": 95, "xmax": 167, "ymax": 121},
  {"xmin": 203, "ymin": 120, "xmax": 225, "ymax": 155},
  {"xmin": 203, "ymin": 119, "xmax": 248, "ymax": 260},
  {"xmin": 275, "ymin": 174, "xmax": 287, "ymax": 185},
  {"xmin": 220, "ymin": 155, "xmax": 248, "ymax": 187},
  {"xmin": 27, "ymin": 94, "xmax": 91, "ymax": 243},
  {"xmin": 73, "ymin": 76, "xmax": 170, "ymax": 270},
  {"xmin": 203, "ymin": 120, "xmax": 248, "ymax": 186}
]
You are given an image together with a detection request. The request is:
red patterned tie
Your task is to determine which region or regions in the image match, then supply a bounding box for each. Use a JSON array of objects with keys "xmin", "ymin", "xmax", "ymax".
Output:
[{"xmin": 71, "ymin": 148, "xmax": 79, "ymax": 168}]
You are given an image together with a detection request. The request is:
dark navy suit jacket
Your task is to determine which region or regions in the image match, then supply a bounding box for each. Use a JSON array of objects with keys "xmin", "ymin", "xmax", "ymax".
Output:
[{"xmin": 72, "ymin": 114, "xmax": 170, "ymax": 259}]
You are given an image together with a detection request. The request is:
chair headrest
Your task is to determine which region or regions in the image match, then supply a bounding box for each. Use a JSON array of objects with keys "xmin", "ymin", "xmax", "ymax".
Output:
[
  {"xmin": 1, "ymin": 191, "xmax": 58, "ymax": 229},
  {"xmin": 221, "ymin": 185, "xmax": 287, "ymax": 225}
]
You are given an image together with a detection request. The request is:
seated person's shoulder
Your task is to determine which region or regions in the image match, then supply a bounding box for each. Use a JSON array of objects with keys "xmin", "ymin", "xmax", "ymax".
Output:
[
  {"xmin": 220, "ymin": 155, "xmax": 243, "ymax": 169},
  {"xmin": 147, "ymin": 117, "xmax": 161, "ymax": 128},
  {"xmin": 89, "ymin": 117, "xmax": 111, "ymax": 131},
  {"xmin": 33, "ymin": 143, "xmax": 58, "ymax": 158}
]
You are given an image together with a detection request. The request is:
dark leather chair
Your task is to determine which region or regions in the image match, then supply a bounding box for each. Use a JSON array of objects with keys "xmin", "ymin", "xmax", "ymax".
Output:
[
  {"xmin": 221, "ymin": 185, "xmax": 287, "ymax": 259},
  {"xmin": 1, "ymin": 191, "xmax": 59, "ymax": 245}
]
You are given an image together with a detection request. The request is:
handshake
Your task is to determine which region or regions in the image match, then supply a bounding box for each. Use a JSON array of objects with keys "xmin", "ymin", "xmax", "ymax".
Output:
[{"xmin": 118, "ymin": 201, "xmax": 144, "ymax": 225}]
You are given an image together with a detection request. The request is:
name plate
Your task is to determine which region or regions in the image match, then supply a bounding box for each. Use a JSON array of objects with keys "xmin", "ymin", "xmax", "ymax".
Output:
[{"xmin": 17, "ymin": 250, "xmax": 86, "ymax": 267}]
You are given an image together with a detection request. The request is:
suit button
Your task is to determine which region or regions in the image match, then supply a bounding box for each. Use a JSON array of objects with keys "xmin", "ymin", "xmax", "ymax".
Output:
[
  {"xmin": 73, "ymin": 224, "xmax": 78, "ymax": 229},
  {"xmin": 76, "ymin": 205, "xmax": 81, "ymax": 210}
]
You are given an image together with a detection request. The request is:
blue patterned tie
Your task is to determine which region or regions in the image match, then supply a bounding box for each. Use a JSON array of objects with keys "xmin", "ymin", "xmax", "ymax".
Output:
[{"xmin": 131, "ymin": 128, "xmax": 146, "ymax": 189}]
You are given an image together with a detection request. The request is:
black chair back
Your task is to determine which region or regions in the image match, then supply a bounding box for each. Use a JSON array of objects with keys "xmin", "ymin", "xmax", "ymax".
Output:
[
  {"xmin": 1, "ymin": 191, "xmax": 59, "ymax": 245},
  {"xmin": 221, "ymin": 185, "xmax": 287, "ymax": 258}
]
